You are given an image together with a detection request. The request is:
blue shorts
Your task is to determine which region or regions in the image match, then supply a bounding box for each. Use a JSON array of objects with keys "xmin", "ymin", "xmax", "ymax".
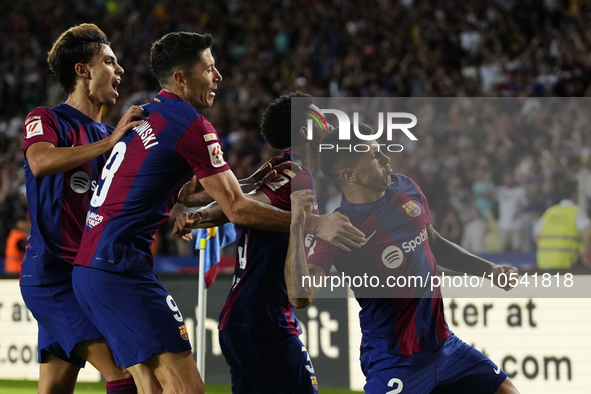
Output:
[
  {"xmin": 72, "ymin": 266, "xmax": 192, "ymax": 368},
  {"xmin": 361, "ymin": 335, "xmax": 508, "ymax": 394},
  {"xmin": 20, "ymin": 279, "xmax": 103, "ymax": 367},
  {"xmin": 219, "ymin": 331, "xmax": 319, "ymax": 394}
]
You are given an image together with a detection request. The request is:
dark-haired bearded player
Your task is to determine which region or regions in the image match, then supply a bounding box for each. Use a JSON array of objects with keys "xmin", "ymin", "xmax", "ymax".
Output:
[{"xmin": 287, "ymin": 125, "xmax": 521, "ymax": 394}]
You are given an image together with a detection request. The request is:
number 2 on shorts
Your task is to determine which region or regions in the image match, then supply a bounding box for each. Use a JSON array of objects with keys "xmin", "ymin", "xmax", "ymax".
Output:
[{"xmin": 386, "ymin": 378, "xmax": 403, "ymax": 394}]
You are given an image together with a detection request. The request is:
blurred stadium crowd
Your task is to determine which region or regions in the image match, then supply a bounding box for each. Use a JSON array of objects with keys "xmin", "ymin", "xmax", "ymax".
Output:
[{"xmin": 1, "ymin": 0, "xmax": 591, "ymax": 259}]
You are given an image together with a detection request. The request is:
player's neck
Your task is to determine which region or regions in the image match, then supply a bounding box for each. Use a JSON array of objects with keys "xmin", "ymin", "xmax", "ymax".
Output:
[
  {"xmin": 162, "ymin": 86, "xmax": 204, "ymax": 111},
  {"xmin": 291, "ymin": 142, "xmax": 317, "ymax": 170},
  {"xmin": 163, "ymin": 87, "xmax": 181, "ymax": 100},
  {"xmin": 342, "ymin": 185, "xmax": 385, "ymax": 204},
  {"xmin": 65, "ymin": 90, "xmax": 102, "ymax": 122}
]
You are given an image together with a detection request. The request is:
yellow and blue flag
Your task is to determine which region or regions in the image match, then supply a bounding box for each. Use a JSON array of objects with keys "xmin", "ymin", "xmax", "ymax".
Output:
[{"xmin": 196, "ymin": 223, "xmax": 238, "ymax": 287}]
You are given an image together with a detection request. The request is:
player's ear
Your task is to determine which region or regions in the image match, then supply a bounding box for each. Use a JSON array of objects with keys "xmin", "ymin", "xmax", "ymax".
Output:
[
  {"xmin": 299, "ymin": 126, "xmax": 309, "ymax": 141},
  {"xmin": 74, "ymin": 63, "xmax": 90, "ymax": 79},
  {"xmin": 172, "ymin": 70, "xmax": 186, "ymax": 87},
  {"xmin": 340, "ymin": 168, "xmax": 356, "ymax": 183}
]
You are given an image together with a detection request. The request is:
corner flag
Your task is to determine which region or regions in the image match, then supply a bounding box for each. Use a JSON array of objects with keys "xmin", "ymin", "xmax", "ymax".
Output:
[{"xmin": 195, "ymin": 223, "xmax": 238, "ymax": 287}]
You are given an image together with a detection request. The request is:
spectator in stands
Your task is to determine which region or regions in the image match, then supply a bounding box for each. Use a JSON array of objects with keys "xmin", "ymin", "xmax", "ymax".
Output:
[
  {"xmin": 438, "ymin": 204, "xmax": 463, "ymax": 246},
  {"xmin": 3, "ymin": 0, "xmax": 591, "ymax": 256},
  {"xmin": 496, "ymin": 172, "xmax": 528, "ymax": 252},
  {"xmin": 523, "ymin": 182, "xmax": 552, "ymax": 252},
  {"xmin": 461, "ymin": 206, "xmax": 487, "ymax": 254},
  {"xmin": 472, "ymin": 168, "xmax": 496, "ymax": 217},
  {"xmin": 4, "ymin": 216, "xmax": 29, "ymax": 273},
  {"xmin": 533, "ymin": 179, "xmax": 591, "ymax": 269},
  {"xmin": 576, "ymin": 154, "xmax": 591, "ymax": 214}
]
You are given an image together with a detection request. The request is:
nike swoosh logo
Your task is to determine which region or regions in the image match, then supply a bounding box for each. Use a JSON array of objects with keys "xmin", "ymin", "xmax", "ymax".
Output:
[
  {"xmin": 493, "ymin": 366, "xmax": 500, "ymax": 375},
  {"xmin": 360, "ymin": 230, "xmax": 377, "ymax": 246}
]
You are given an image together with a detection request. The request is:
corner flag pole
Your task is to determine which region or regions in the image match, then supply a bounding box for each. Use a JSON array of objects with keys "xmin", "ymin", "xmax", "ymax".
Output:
[{"xmin": 196, "ymin": 237, "xmax": 207, "ymax": 381}]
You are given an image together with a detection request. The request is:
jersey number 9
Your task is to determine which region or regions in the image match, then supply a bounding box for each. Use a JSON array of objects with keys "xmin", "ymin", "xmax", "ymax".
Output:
[{"xmin": 91, "ymin": 141, "xmax": 127, "ymax": 208}]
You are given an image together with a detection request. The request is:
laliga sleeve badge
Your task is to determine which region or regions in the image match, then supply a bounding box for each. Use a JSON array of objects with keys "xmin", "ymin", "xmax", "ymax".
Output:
[
  {"xmin": 179, "ymin": 325, "xmax": 189, "ymax": 340},
  {"xmin": 25, "ymin": 116, "xmax": 43, "ymax": 139},
  {"xmin": 207, "ymin": 142, "xmax": 226, "ymax": 168}
]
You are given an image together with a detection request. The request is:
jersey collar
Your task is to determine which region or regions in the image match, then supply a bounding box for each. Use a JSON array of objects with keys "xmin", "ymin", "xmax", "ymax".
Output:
[
  {"xmin": 57, "ymin": 103, "xmax": 101, "ymax": 125},
  {"xmin": 154, "ymin": 90, "xmax": 180, "ymax": 102},
  {"xmin": 337, "ymin": 175, "xmax": 397, "ymax": 223}
]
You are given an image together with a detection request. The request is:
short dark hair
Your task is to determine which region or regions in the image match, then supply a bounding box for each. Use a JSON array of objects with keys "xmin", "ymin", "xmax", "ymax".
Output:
[
  {"xmin": 260, "ymin": 91, "xmax": 313, "ymax": 149},
  {"xmin": 15, "ymin": 215, "xmax": 28, "ymax": 223},
  {"xmin": 47, "ymin": 23, "xmax": 110, "ymax": 93},
  {"xmin": 560, "ymin": 179, "xmax": 578, "ymax": 200},
  {"xmin": 318, "ymin": 123, "xmax": 374, "ymax": 182},
  {"xmin": 150, "ymin": 32, "xmax": 213, "ymax": 88}
]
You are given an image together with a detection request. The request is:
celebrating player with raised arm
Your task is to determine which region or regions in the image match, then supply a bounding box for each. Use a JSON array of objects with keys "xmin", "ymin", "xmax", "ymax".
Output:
[
  {"xmin": 173, "ymin": 92, "xmax": 366, "ymax": 393},
  {"xmin": 286, "ymin": 125, "xmax": 521, "ymax": 394},
  {"xmin": 72, "ymin": 34, "xmax": 364, "ymax": 394},
  {"xmin": 20, "ymin": 24, "xmax": 155, "ymax": 394}
]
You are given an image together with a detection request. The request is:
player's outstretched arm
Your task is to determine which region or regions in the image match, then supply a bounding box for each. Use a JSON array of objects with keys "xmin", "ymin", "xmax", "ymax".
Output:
[
  {"xmin": 198, "ymin": 170, "xmax": 289, "ymax": 231},
  {"xmin": 198, "ymin": 170, "xmax": 365, "ymax": 239},
  {"xmin": 181, "ymin": 170, "xmax": 365, "ymax": 250},
  {"xmin": 286, "ymin": 190, "xmax": 326, "ymax": 308},
  {"xmin": 427, "ymin": 224, "xmax": 518, "ymax": 291},
  {"xmin": 172, "ymin": 190, "xmax": 273, "ymax": 241},
  {"xmin": 173, "ymin": 187, "xmax": 366, "ymax": 257},
  {"xmin": 178, "ymin": 156, "xmax": 299, "ymax": 207},
  {"xmin": 26, "ymin": 106, "xmax": 145, "ymax": 177}
]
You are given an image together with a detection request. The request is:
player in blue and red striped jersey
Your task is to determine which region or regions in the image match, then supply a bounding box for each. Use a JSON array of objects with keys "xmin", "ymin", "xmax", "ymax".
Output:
[
  {"xmin": 172, "ymin": 92, "xmax": 366, "ymax": 393},
  {"xmin": 287, "ymin": 125, "xmax": 521, "ymax": 394},
  {"xmin": 213, "ymin": 93, "xmax": 323, "ymax": 394},
  {"xmin": 20, "ymin": 24, "xmax": 150, "ymax": 394},
  {"xmin": 72, "ymin": 34, "xmax": 364, "ymax": 394},
  {"xmin": 216, "ymin": 149, "xmax": 320, "ymax": 394}
]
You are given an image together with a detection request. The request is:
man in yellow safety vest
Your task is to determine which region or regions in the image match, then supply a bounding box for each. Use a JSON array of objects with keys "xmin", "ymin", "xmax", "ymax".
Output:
[{"xmin": 533, "ymin": 179, "xmax": 591, "ymax": 269}]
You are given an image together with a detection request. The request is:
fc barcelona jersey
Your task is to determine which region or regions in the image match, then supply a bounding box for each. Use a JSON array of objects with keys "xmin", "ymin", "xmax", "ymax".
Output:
[
  {"xmin": 219, "ymin": 152, "xmax": 318, "ymax": 337},
  {"xmin": 308, "ymin": 174, "xmax": 451, "ymax": 356},
  {"xmin": 74, "ymin": 91, "xmax": 230, "ymax": 272},
  {"xmin": 21, "ymin": 104, "xmax": 112, "ymax": 285}
]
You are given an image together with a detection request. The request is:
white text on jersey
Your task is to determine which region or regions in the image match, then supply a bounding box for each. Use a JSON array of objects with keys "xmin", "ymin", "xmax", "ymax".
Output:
[
  {"xmin": 134, "ymin": 122, "xmax": 159, "ymax": 149},
  {"xmin": 402, "ymin": 228, "xmax": 428, "ymax": 253}
]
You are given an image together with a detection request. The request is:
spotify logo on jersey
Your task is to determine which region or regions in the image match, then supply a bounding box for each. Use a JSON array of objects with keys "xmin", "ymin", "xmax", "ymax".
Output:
[
  {"xmin": 382, "ymin": 246, "xmax": 404, "ymax": 269},
  {"xmin": 70, "ymin": 171, "xmax": 91, "ymax": 194}
]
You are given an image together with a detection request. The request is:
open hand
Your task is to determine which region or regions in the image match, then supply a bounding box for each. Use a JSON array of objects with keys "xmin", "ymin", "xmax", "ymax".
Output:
[{"xmin": 312, "ymin": 212, "xmax": 366, "ymax": 252}]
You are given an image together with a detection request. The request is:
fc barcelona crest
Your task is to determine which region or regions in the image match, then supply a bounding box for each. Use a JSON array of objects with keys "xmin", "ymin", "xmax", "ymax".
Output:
[
  {"xmin": 179, "ymin": 324, "xmax": 189, "ymax": 340},
  {"xmin": 402, "ymin": 200, "xmax": 421, "ymax": 217},
  {"xmin": 310, "ymin": 376, "xmax": 318, "ymax": 391}
]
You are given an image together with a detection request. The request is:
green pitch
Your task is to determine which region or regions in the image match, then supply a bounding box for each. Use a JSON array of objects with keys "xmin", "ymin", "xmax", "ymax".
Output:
[{"xmin": 0, "ymin": 380, "xmax": 363, "ymax": 394}]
